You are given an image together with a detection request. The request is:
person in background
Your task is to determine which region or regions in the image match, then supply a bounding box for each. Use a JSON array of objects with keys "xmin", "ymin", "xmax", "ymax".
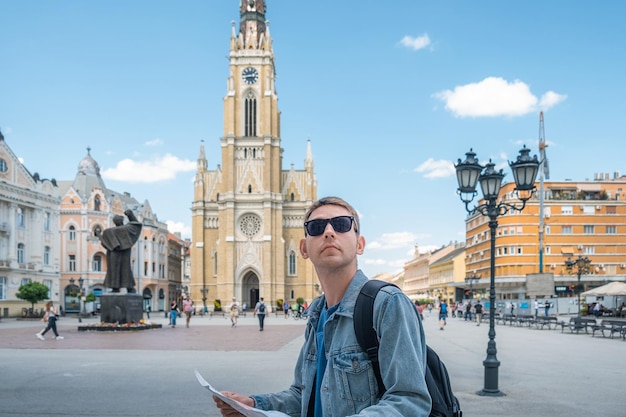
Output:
[
  {"xmin": 474, "ymin": 300, "xmax": 483, "ymax": 326},
  {"xmin": 544, "ymin": 300, "xmax": 551, "ymax": 317},
  {"xmin": 415, "ymin": 300, "xmax": 424, "ymax": 320},
  {"xmin": 183, "ymin": 296, "xmax": 194, "ymax": 328},
  {"xmin": 37, "ymin": 301, "xmax": 64, "ymax": 341},
  {"xmin": 283, "ymin": 301, "xmax": 290, "ymax": 319},
  {"xmin": 229, "ymin": 297, "xmax": 240, "ymax": 328},
  {"xmin": 170, "ymin": 299, "xmax": 180, "ymax": 328},
  {"xmin": 214, "ymin": 196, "xmax": 431, "ymax": 416},
  {"xmin": 254, "ymin": 297, "xmax": 267, "ymax": 331},
  {"xmin": 439, "ymin": 299, "xmax": 448, "ymax": 330},
  {"xmin": 534, "ymin": 299, "xmax": 539, "ymax": 317}
]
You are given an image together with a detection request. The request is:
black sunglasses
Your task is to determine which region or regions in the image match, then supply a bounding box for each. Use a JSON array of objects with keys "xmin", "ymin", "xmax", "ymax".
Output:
[{"xmin": 304, "ymin": 216, "xmax": 355, "ymax": 236}]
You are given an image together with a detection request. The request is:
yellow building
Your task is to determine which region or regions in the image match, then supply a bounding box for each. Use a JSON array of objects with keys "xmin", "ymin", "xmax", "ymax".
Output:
[
  {"xmin": 191, "ymin": 1, "xmax": 318, "ymax": 311},
  {"xmin": 464, "ymin": 175, "xmax": 626, "ymax": 299}
]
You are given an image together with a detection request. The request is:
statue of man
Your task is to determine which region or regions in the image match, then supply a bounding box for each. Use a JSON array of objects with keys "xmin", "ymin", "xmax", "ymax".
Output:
[{"xmin": 98, "ymin": 209, "xmax": 142, "ymax": 293}]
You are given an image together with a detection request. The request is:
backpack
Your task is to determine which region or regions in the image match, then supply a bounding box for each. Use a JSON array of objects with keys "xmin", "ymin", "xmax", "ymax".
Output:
[
  {"xmin": 354, "ymin": 280, "xmax": 462, "ymax": 417},
  {"xmin": 258, "ymin": 302, "xmax": 266, "ymax": 313}
]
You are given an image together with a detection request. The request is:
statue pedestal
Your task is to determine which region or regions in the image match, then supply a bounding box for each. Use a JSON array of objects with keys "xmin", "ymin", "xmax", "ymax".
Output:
[{"xmin": 100, "ymin": 293, "xmax": 143, "ymax": 324}]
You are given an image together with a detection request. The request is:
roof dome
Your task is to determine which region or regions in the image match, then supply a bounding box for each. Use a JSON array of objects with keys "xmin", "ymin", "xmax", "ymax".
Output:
[{"xmin": 77, "ymin": 147, "xmax": 100, "ymax": 176}]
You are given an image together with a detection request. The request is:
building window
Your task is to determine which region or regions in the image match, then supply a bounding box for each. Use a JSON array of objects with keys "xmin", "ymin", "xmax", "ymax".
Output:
[
  {"xmin": 288, "ymin": 251, "xmax": 297, "ymax": 276},
  {"xmin": 17, "ymin": 243, "xmax": 25, "ymax": 264},
  {"xmin": 213, "ymin": 251, "xmax": 218, "ymax": 276},
  {"xmin": 44, "ymin": 246, "xmax": 50, "ymax": 265},
  {"xmin": 21, "ymin": 278, "xmax": 31, "ymax": 286},
  {"xmin": 69, "ymin": 225, "xmax": 76, "ymax": 241},
  {"xmin": 93, "ymin": 255, "xmax": 102, "ymax": 272},
  {"xmin": 545, "ymin": 246, "xmax": 551, "ymax": 254},
  {"xmin": 584, "ymin": 247, "xmax": 595, "ymax": 255},
  {"xmin": 584, "ymin": 225, "xmax": 595, "ymax": 234},
  {"xmin": 561, "ymin": 205, "xmax": 573, "ymax": 215},
  {"xmin": 94, "ymin": 194, "xmax": 101, "ymax": 211},
  {"xmin": 562, "ymin": 225, "xmax": 572, "ymax": 234},
  {"xmin": 290, "ymin": 290, "xmax": 295, "ymax": 299},
  {"xmin": 606, "ymin": 225, "xmax": 616, "ymax": 234},
  {"xmin": 44, "ymin": 212, "xmax": 51, "ymax": 231},
  {"xmin": 16, "ymin": 207, "xmax": 25, "ymax": 227},
  {"xmin": 546, "ymin": 226, "xmax": 551, "ymax": 235},
  {"xmin": 0, "ymin": 277, "xmax": 6, "ymax": 300},
  {"xmin": 69, "ymin": 255, "xmax": 76, "ymax": 272},
  {"xmin": 244, "ymin": 91, "xmax": 257, "ymax": 137},
  {"xmin": 606, "ymin": 205, "xmax": 617, "ymax": 214}
]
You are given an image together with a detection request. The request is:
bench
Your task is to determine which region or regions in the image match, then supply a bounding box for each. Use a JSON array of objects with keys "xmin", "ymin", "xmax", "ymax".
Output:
[
  {"xmin": 591, "ymin": 319, "xmax": 626, "ymax": 338},
  {"xmin": 534, "ymin": 316, "xmax": 558, "ymax": 330},
  {"xmin": 497, "ymin": 314, "xmax": 516, "ymax": 325},
  {"xmin": 514, "ymin": 314, "xmax": 535, "ymax": 327},
  {"xmin": 558, "ymin": 317, "xmax": 597, "ymax": 334}
]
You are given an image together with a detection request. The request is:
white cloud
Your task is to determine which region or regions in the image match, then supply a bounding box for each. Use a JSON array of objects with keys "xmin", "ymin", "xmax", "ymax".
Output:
[
  {"xmin": 166, "ymin": 220, "xmax": 191, "ymax": 239},
  {"xmin": 415, "ymin": 158, "xmax": 455, "ymax": 178},
  {"xmin": 145, "ymin": 138, "xmax": 164, "ymax": 147},
  {"xmin": 368, "ymin": 231, "xmax": 424, "ymax": 250},
  {"xmin": 400, "ymin": 34, "xmax": 431, "ymax": 51},
  {"xmin": 102, "ymin": 154, "xmax": 196, "ymax": 183},
  {"xmin": 433, "ymin": 77, "xmax": 566, "ymax": 118}
]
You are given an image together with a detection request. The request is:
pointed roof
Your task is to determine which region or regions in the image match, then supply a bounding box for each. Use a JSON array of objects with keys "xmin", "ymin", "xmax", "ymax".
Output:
[{"xmin": 71, "ymin": 147, "xmax": 107, "ymax": 199}]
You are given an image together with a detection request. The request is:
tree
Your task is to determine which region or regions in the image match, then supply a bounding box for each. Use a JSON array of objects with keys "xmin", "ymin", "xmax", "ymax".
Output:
[{"xmin": 16, "ymin": 281, "xmax": 49, "ymax": 310}]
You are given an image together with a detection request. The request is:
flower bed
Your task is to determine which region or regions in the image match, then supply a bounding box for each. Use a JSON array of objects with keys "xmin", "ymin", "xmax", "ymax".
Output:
[{"xmin": 78, "ymin": 322, "xmax": 162, "ymax": 332}]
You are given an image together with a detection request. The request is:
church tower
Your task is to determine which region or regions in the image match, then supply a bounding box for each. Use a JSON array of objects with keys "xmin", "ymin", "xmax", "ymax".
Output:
[{"xmin": 191, "ymin": 0, "xmax": 318, "ymax": 312}]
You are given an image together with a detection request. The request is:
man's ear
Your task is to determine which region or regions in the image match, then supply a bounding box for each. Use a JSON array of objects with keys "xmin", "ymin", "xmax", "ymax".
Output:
[
  {"xmin": 300, "ymin": 238, "xmax": 309, "ymax": 259},
  {"xmin": 356, "ymin": 235, "xmax": 366, "ymax": 255}
]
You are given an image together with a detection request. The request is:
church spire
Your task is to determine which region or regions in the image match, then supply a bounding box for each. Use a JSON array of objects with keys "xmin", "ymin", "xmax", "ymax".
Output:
[{"xmin": 239, "ymin": 0, "xmax": 267, "ymax": 49}]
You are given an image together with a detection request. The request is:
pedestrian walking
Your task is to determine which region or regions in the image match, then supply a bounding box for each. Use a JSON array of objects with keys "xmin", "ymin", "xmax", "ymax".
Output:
[
  {"xmin": 534, "ymin": 299, "xmax": 539, "ymax": 317},
  {"xmin": 283, "ymin": 301, "xmax": 289, "ymax": 319},
  {"xmin": 36, "ymin": 301, "xmax": 64, "ymax": 340},
  {"xmin": 474, "ymin": 300, "xmax": 483, "ymax": 326},
  {"xmin": 544, "ymin": 300, "xmax": 550, "ymax": 317},
  {"xmin": 254, "ymin": 297, "xmax": 267, "ymax": 331},
  {"xmin": 170, "ymin": 299, "xmax": 180, "ymax": 328},
  {"xmin": 183, "ymin": 296, "xmax": 194, "ymax": 328},
  {"xmin": 439, "ymin": 299, "xmax": 448, "ymax": 330},
  {"xmin": 229, "ymin": 297, "xmax": 240, "ymax": 328}
]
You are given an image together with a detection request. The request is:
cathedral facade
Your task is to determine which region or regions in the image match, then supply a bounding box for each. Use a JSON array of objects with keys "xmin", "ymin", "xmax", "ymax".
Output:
[{"xmin": 191, "ymin": 0, "xmax": 318, "ymax": 311}]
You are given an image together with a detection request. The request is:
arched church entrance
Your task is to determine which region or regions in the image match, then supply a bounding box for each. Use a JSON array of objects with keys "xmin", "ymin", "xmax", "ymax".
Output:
[{"xmin": 242, "ymin": 271, "xmax": 259, "ymax": 313}]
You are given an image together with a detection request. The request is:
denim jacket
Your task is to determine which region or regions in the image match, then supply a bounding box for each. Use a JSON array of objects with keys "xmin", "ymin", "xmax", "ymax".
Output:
[{"xmin": 252, "ymin": 270, "xmax": 431, "ymax": 416}]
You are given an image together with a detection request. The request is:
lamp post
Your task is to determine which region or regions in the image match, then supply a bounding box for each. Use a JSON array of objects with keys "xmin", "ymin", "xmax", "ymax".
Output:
[
  {"xmin": 565, "ymin": 255, "xmax": 591, "ymax": 317},
  {"xmin": 455, "ymin": 146, "xmax": 539, "ymax": 396},
  {"xmin": 77, "ymin": 277, "xmax": 85, "ymax": 323},
  {"xmin": 465, "ymin": 273, "xmax": 480, "ymax": 299},
  {"xmin": 200, "ymin": 287, "xmax": 209, "ymax": 314}
]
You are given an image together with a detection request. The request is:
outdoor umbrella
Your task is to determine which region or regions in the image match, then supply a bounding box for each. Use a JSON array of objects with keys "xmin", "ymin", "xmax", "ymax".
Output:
[{"xmin": 581, "ymin": 281, "xmax": 626, "ymax": 296}]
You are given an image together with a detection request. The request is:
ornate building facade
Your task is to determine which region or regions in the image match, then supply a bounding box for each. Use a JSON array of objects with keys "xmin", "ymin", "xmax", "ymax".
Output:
[{"xmin": 191, "ymin": 0, "xmax": 318, "ymax": 311}]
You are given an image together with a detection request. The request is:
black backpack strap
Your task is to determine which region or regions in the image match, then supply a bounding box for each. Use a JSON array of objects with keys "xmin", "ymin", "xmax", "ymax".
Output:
[{"xmin": 354, "ymin": 280, "xmax": 397, "ymax": 395}]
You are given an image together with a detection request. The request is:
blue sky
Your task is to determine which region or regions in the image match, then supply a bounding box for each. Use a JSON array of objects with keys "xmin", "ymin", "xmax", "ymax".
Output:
[{"xmin": 2, "ymin": 1, "xmax": 625, "ymax": 278}]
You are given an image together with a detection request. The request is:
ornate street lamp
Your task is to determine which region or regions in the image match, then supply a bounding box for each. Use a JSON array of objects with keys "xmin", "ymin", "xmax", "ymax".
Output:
[
  {"xmin": 77, "ymin": 277, "xmax": 85, "ymax": 322},
  {"xmin": 455, "ymin": 146, "xmax": 539, "ymax": 396},
  {"xmin": 465, "ymin": 273, "xmax": 480, "ymax": 299},
  {"xmin": 565, "ymin": 255, "xmax": 592, "ymax": 317}
]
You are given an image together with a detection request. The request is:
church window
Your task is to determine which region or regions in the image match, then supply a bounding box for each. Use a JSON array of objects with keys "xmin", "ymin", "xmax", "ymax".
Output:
[
  {"xmin": 288, "ymin": 251, "xmax": 297, "ymax": 276},
  {"xmin": 244, "ymin": 91, "xmax": 257, "ymax": 137},
  {"xmin": 248, "ymin": 184, "xmax": 252, "ymax": 193},
  {"xmin": 213, "ymin": 250, "xmax": 218, "ymax": 276},
  {"xmin": 290, "ymin": 193, "xmax": 295, "ymax": 202},
  {"xmin": 240, "ymin": 214, "xmax": 261, "ymax": 238}
]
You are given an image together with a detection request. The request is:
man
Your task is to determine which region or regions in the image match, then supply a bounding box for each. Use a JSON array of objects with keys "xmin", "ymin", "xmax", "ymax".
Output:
[
  {"xmin": 474, "ymin": 300, "xmax": 483, "ymax": 326},
  {"xmin": 534, "ymin": 299, "xmax": 539, "ymax": 317},
  {"xmin": 98, "ymin": 209, "xmax": 142, "ymax": 293},
  {"xmin": 544, "ymin": 300, "xmax": 551, "ymax": 317},
  {"xmin": 439, "ymin": 299, "xmax": 448, "ymax": 330},
  {"xmin": 254, "ymin": 297, "xmax": 267, "ymax": 331},
  {"xmin": 214, "ymin": 196, "xmax": 431, "ymax": 416},
  {"xmin": 229, "ymin": 297, "xmax": 240, "ymax": 328}
]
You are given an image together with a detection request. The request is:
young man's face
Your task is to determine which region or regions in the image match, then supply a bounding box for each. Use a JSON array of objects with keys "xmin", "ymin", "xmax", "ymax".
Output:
[{"xmin": 300, "ymin": 204, "xmax": 365, "ymax": 270}]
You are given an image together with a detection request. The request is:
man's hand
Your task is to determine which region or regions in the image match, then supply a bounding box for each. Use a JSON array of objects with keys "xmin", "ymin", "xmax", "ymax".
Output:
[{"xmin": 213, "ymin": 391, "xmax": 255, "ymax": 417}]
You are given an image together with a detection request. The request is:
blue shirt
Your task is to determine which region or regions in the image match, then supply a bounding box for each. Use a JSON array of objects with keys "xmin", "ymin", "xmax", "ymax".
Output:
[{"xmin": 314, "ymin": 303, "xmax": 339, "ymax": 417}]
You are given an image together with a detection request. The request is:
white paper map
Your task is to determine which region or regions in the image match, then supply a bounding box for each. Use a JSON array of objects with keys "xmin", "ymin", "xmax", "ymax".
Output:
[{"xmin": 194, "ymin": 370, "xmax": 290, "ymax": 417}]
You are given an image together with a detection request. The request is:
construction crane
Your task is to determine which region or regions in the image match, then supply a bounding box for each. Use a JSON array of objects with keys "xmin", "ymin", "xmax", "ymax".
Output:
[{"xmin": 538, "ymin": 112, "xmax": 550, "ymax": 273}]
